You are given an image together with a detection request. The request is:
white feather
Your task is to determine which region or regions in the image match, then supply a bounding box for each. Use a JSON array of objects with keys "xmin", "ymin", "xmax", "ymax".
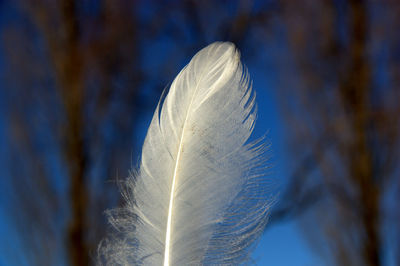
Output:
[{"xmin": 99, "ymin": 42, "xmax": 274, "ymax": 265}]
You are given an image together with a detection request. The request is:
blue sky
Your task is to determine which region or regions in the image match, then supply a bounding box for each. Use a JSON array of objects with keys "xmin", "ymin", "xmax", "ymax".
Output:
[
  {"xmin": 255, "ymin": 221, "xmax": 321, "ymax": 266},
  {"xmin": 244, "ymin": 67, "xmax": 320, "ymax": 266},
  {"xmin": 1, "ymin": 1, "xmax": 397, "ymax": 265}
]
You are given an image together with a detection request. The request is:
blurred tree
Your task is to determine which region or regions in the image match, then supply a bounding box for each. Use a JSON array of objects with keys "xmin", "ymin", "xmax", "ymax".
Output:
[
  {"xmin": 1, "ymin": 0, "xmax": 144, "ymax": 265},
  {"xmin": 272, "ymin": 0, "xmax": 400, "ymax": 265}
]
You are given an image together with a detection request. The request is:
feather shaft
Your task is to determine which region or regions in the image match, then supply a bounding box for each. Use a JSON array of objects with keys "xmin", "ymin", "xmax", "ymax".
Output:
[{"xmin": 165, "ymin": 72, "xmax": 203, "ymax": 266}]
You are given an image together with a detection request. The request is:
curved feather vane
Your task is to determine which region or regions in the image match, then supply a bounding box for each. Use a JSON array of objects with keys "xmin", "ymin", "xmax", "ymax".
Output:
[{"xmin": 99, "ymin": 42, "xmax": 274, "ymax": 265}]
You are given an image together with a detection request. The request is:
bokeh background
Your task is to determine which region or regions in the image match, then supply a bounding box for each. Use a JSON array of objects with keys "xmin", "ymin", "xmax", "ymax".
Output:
[{"xmin": 0, "ymin": 0, "xmax": 399, "ymax": 265}]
